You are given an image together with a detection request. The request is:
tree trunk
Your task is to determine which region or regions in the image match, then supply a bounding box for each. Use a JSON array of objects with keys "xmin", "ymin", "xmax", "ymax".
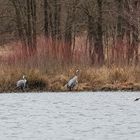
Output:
[
  {"xmin": 96, "ymin": 0, "xmax": 104, "ymax": 66},
  {"xmin": 64, "ymin": 7, "xmax": 72, "ymax": 63},
  {"xmin": 44, "ymin": 0, "xmax": 49, "ymax": 37},
  {"xmin": 117, "ymin": 0, "xmax": 124, "ymax": 38},
  {"xmin": 27, "ymin": 0, "xmax": 37, "ymax": 55}
]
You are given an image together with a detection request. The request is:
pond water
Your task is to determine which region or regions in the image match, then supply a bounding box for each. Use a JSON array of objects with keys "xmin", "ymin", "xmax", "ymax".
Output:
[{"xmin": 0, "ymin": 92, "xmax": 140, "ymax": 140}]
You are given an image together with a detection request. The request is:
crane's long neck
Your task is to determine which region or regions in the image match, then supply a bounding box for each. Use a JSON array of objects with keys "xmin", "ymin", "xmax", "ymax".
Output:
[
  {"xmin": 23, "ymin": 75, "xmax": 26, "ymax": 81},
  {"xmin": 23, "ymin": 77, "xmax": 27, "ymax": 83},
  {"xmin": 75, "ymin": 70, "xmax": 79, "ymax": 76}
]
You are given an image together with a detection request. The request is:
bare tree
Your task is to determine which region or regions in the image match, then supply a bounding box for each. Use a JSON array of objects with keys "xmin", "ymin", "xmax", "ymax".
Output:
[{"xmin": 9, "ymin": 0, "xmax": 37, "ymax": 55}]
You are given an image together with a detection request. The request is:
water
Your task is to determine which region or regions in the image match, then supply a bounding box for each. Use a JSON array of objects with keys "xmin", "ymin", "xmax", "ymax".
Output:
[{"xmin": 0, "ymin": 92, "xmax": 140, "ymax": 140}]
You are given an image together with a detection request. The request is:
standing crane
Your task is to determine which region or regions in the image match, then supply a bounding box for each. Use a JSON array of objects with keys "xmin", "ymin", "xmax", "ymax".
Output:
[
  {"xmin": 16, "ymin": 75, "xmax": 27, "ymax": 91},
  {"xmin": 66, "ymin": 70, "xmax": 79, "ymax": 91}
]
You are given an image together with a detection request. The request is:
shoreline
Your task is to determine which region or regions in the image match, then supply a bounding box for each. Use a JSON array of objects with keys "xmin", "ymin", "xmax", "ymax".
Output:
[
  {"xmin": 0, "ymin": 83, "xmax": 140, "ymax": 93},
  {"xmin": 0, "ymin": 66, "xmax": 139, "ymax": 93}
]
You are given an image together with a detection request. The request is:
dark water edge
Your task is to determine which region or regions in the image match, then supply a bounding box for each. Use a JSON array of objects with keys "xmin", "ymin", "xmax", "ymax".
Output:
[
  {"xmin": 0, "ymin": 89, "xmax": 140, "ymax": 94},
  {"xmin": 0, "ymin": 82, "xmax": 140, "ymax": 93}
]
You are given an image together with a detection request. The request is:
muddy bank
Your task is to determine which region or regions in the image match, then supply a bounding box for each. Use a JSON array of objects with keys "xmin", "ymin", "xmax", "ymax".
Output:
[{"xmin": 0, "ymin": 82, "xmax": 140, "ymax": 93}]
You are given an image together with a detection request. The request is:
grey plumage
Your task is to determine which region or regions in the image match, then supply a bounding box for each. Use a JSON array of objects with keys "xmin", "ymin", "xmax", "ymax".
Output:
[
  {"xmin": 67, "ymin": 70, "xmax": 79, "ymax": 91},
  {"xmin": 16, "ymin": 75, "xmax": 27, "ymax": 91}
]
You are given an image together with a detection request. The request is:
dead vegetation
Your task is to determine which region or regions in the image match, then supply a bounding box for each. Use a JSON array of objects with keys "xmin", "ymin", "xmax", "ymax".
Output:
[
  {"xmin": 0, "ymin": 39, "xmax": 139, "ymax": 93},
  {"xmin": 0, "ymin": 65, "xmax": 139, "ymax": 93}
]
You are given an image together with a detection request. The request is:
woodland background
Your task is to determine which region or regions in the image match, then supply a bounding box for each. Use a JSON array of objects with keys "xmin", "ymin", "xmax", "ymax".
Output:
[
  {"xmin": 0, "ymin": 0, "xmax": 139, "ymax": 66},
  {"xmin": 0, "ymin": 0, "xmax": 139, "ymax": 92}
]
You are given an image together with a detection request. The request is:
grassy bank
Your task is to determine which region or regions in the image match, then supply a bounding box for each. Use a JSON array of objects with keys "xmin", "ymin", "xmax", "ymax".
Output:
[
  {"xmin": 0, "ymin": 40, "xmax": 139, "ymax": 93},
  {"xmin": 0, "ymin": 66, "xmax": 139, "ymax": 93}
]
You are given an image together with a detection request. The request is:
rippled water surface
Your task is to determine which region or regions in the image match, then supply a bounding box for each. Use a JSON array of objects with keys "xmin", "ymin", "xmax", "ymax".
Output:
[{"xmin": 0, "ymin": 92, "xmax": 140, "ymax": 140}]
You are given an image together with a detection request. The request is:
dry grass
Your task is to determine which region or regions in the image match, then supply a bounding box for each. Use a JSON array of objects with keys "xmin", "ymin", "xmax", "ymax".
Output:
[
  {"xmin": 0, "ymin": 68, "xmax": 49, "ymax": 92},
  {"xmin": 108, "ymin": 67, "xmax": 129, "ymax": 83},
  {"xmin": 0, "ymin": 37, "xmax": 139, "ymax": 92},
  {"xmin": 0, "ymin": 65, "xmax": 139, "ymax": 93}
]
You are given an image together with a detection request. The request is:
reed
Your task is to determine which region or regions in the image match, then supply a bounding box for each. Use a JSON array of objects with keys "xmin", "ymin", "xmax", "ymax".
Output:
[{"xmin": 0, "ymin": 37, "xmax": 139, "ymax": 92}]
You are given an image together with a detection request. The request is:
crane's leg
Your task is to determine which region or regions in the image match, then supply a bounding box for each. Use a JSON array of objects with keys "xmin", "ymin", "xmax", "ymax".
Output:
[
  {"xmin": 21, "ymin": 87, "xmax": 25, "ymax": 92},
  {"xmin": 69, "ymin": 87, "xmax": 72, "ymax": 91}
]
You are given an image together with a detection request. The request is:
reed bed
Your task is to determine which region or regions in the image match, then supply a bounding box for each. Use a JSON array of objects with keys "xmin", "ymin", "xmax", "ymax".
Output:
[{"xmin": 0, "ymin": 37, "xmax": 139, "ymax": 92}]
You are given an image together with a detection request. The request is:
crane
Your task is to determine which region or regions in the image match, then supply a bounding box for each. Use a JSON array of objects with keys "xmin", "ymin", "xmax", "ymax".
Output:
[
  {"xmin": 66, "ymin": 70, "xmax": 79, "ymax": 91},
  {"xmin": 16, "ymin": 75, "xmax": 27, "ymax": 91}
]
